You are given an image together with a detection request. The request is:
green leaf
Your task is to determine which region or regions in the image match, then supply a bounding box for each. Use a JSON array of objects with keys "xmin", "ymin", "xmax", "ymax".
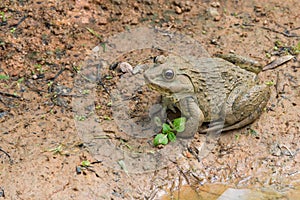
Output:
[
  {"xmin": 173, "ymin": 117, "xmax": 186, "ymax": 133},
  {"xmin": 265, "ymin": 80, "xmax": 274, "ymax": 86},
  {"xmin": 153, "ymin": 134, "xmax": 168, "ymax": 146},
  {"xmin": 249, "ymin": 128, "xmax": 258, "ymax": 136},
  {"xmin": 0, "ymin": 74, "xmax": 9, "ymax": 80},
  {"xmin": 81, "ymin": 160, "xmax": 91, "ymax": 167},
  {"xmin": 162, "ymin": 123, "xmax": 172, "ymax": 134},
  {"xmin": 167, "ymin": 132, "xmax": 176, "ymax": 142}
]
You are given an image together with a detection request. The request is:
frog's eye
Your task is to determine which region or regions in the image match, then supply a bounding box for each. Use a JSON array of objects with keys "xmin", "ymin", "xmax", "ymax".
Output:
[{"xmin": 163, "ymin": 69, "xmax": 175, "ymax": 80}]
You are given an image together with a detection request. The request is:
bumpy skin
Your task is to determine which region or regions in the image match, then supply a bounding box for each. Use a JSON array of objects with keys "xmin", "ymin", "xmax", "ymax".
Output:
[{"xmin": 144, "ymin": 54, "xmax": 270, "ymax": 138}]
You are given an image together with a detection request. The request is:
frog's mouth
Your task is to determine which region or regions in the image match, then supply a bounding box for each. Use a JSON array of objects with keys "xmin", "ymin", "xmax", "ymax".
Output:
[{"xmin": 147, "ymin": 83, "xmax": 172, "ymax": 95}]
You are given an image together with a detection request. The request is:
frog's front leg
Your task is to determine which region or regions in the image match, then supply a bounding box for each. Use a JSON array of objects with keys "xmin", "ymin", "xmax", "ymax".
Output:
[{"xmin": 177, "ymin": 97, "xmax": 204, "ymax": 138}]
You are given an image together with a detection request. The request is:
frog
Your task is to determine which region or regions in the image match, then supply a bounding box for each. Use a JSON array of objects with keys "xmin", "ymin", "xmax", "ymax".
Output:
[{"xmin": 144, "ymin": 53, "xmax": 270, "ymax": 138}]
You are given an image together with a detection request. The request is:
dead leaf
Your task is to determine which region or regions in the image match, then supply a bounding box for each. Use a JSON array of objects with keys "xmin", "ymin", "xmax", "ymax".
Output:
[{"xmin": 263, "ymin": 55, "xmax": 294, "ymax": 71}]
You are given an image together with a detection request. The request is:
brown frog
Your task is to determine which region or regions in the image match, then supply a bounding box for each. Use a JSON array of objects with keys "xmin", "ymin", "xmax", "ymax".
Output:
[{"xmin": 144, "ymin": 54, "xmax": 270, "ymax": 138}]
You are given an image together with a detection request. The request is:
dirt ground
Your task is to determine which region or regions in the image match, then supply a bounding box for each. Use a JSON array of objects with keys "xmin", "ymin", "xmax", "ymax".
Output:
[{"xmin": 0, "ymin": 0, "xmax": 300, "ymax": 199}]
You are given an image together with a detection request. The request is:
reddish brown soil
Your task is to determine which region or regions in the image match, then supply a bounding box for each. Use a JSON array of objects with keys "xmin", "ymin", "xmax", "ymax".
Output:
[{"xmin": 0, "ymin": 0, "xmax": 299, "ymax": 199}]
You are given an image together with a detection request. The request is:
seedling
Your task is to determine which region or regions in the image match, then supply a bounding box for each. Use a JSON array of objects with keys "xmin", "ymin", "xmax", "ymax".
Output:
[
  {"xmin": 75, "ymin": 115, "xmax": 86, "ymax": 121},
  {"xmin": 86, "ymin": 27, "xmax": 102, "ymax": 40},
  {"xmin": 82, "ymin": 89, "xmax": 90, "ymax": 94},
  {"xmin": 48, "ymin": 144, "xmax": 63, "ymax": 155},
  {"xmin": 292, "ymin": 41, "xmax": 300, "ymax": 55},
  {"xmin": 81, "ymin": 160, "xmax": 91, "ymax": 167},
  {"xmin": 248, "ymin": 128, "xmax": 258, "ymax": 136},
  {"xmin": 95, "ymin": 105, "xmax": 102, "ymax": 110},
  {"xmin": 10, "ymin": 27, "xmax": 16, "ymax": 33},
  {"xmin": 35, "ymin": 64, "xmax": 44, "ymax": 73},
  {"xmin": 76, "ymin": 160, "xmax": 102, "ymax": 177},
  {"xmin": 265, "ymin": 80, "xmax": 274, "ymax": 86},
  {"xmin": 0, "ymin": 75, "xmax": 9, "ymax": 80},
  {"xmin": 153, "ymin": 117, "xmax": 186, "ymax": 146},
  {"xmin": 0, "ymin": 12, "xmax": 6, "ymax": 22}
]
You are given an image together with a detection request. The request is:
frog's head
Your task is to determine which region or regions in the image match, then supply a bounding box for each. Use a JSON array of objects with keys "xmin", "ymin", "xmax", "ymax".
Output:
[{"xmin": 144, "ymin": 54, "xmax": 195, "ymax": 96}]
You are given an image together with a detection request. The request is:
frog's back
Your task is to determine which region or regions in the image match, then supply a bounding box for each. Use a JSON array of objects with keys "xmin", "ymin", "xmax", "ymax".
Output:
[{"xmin": 181, "ymin": 58, "xmax": 257, "ymax": 121}]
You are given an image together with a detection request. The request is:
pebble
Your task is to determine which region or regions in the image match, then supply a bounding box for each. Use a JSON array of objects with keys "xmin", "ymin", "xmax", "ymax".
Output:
[
  {"xmin": 32, "ymin": 74, "xmax": 38, "ymax": 79},
  {"xmin": 175, "ymin": 6, "xmax": 182, "ymax": 14},
  {"xmin": 119, "ymin": 62, "xmax": 133, "ymax": 73},
  {"xmin": 210, "ymin": 2, "xmax": 221, "ymax": 8},
  {"xmin": 132, "ymin": 64, "xmax": 149, "ymax": 74},
  {"xmin": 92, "ymin": 46, "xmax": 100, "ymax": 52},
  {"xmin": 130, "ymin": 17, "xmax": 139, "ymax": 25},
  {"xmin": 214, "ymin": 15, "xmax": 221, "ymax": 21},
  {"xmin": 207, "ymin": 7, "xmax": 220, "ymax": 18},
  {"xmin": 98, "ymin": 17, "xmax": 107, "ymax": 25},
  {"xmin": 112, "ymin": 0, "xmax": 121, "ymax": 5}
]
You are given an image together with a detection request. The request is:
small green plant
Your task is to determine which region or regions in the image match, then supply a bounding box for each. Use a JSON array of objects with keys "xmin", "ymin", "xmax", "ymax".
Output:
[
  {"xmin": 265, "ymin": 80, "xmax": 275, "ymax": 86},
  {"xmin": 100, "ymin": 42, "xmax": 106, "ymax": 52},
  {"xmin": 73, "ymin": 65, "xmax": 81, "ymax": 73},
  {"xmin": 86, "ymin": 27, "xmax": 102, "ymax": 40},
  {"xmin": 103, "ymin": 115, "xmax": 111, "ymax": 120},
  {"xmin": 10, "ymin": 27, "xmax": 16, "ymax": 33},
  {"xmin": 75, "ymin": 115, "xmax": 86, "ymax": 121},
  {"xmin": 0, "ymin": 12, "xmax": 6, "ymax": 23},
  {"xmin": 153, "ymin": 117, "xmax": 186, "ymax": 146},
  {"xmin": 106, "ymin": 101, "xmax": 112, "ymax": 107},
  {"xmin": 248, "ymin": 128, "xmax": 258, "ymax": 136},
  {"xmin": 0, "ymin": 74, "xmax": 9, "ymax": 80},
  {"xmin": 82, "ymin": 89, "xmax": 90, "ymax": 94},
  {"xmin": 17, "ymin": 77, "xmax": 24, "ymax": 84},
  {"xmin": 35, "ymin": 64, "xmax": 44, "ymax": 73},
  {"xmin": 105, "ymin": 75, "xmax": 113, "ymax": 80},
  {"xmin": 47, "ymin": 81, "xmax": 53, "ymax": 87},
  {"xmin": 292, "ymin": 41, "xmax": 300, "ymax": 55},
  {"xmin": 49, "ymin": 144, "xmax": 63, "ymax": 155},
  {"xmin": 81, "ymin": 160, "xmax": 91, "ymax": 167}
]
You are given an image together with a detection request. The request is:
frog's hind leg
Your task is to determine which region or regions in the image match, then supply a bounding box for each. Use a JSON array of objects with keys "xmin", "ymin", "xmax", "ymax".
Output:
[
  {"xmin": 222, "ymin": 83, "xmax": 270, "ymax": 132},
  {"xmin": 200, "ymin": 84, "xmax": 270, "ymax": 133}
]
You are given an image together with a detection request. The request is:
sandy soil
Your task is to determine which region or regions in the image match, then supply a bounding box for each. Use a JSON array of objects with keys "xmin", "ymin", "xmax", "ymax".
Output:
[{"xmin": 0, "ymin": 0, "xmax": 299, "ymax": 199}]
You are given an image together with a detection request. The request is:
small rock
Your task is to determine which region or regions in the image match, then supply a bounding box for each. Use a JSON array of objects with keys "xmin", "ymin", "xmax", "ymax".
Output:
[
  {"xmin": 98, "ymin": 17, "xmax": 107, "ymax": 25},
  {"xmin": 214, "ymin": 15, "xmax": 221, "ymax": 21},
  {"xmin": 254, "ymin": 5, "xmax": 262, "ymax": 12},
  {"xmin": 154, "ymin": 55, "xmax": 167, "ymax": 64},
  {"xmin": 210, "ymin": 1, "xmax": 221, "ymax": 8},
  {"xmin": 0, "ymin": 187, "xmax": 4, "ymax": 197},
  {"xmin": 92, "ymin": 46, "xmax": 100, "ymax": 52},
  {"xmin": 81, "ymin": 16, "xmax": 89, "ymax": 24},
  {"xmin": 175, "ymin": 6, "xmax": 182, "ymax": 14},
  {"xmin": 112, "ymin": 0, "xmax": 122, "ymax": 5},
  {"xmin": 207, "ymin": 7, "xmax": 220, "ymax": 18},
  {"xmin": 173, "ymin": 0, "xmax": 181, "ymax": 6},
  {"xmin": 130, "ymin": 17, "xmax": 139, "ymax": 25},
  {"xmin": 254, "ymin": 17, "xmax": 260, "ymax": 22},
  {"xmin": 142, "ymin": 0, "xmax": 152, "ymax": 5},
  {"xmin": 119, "ymin": 62, "xmax": 133, "ymax": 73},
  {"xmin": 132, "ymin": 64, "xmax": 149, "ymax": 74},
  {"xmin": 210, "ymin": 39, "xmax": 218, "ymax": 45},
  {"xmin": 32, "ymin": 74, "xmax": 38, "ymax": 79}
]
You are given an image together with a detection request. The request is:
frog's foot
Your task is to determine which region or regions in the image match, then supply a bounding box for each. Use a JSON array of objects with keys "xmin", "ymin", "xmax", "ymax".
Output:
[
  {"xmin": 199, "ymin": 121, "xmax": 224, "ymax": 133},
  {"xmin": 223, "ymin": 83, "xmax": 270, "ymax": 132}
]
